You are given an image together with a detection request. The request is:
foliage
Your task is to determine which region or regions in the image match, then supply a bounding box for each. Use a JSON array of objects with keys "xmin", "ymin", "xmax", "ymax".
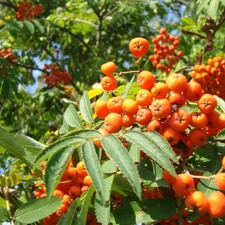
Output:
[{"xmin": 1, "ymin": 0, "xmax": 225, "ymax": 225}]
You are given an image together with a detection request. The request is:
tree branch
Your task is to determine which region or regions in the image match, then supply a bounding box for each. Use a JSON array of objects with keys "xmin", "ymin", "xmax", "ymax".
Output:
[
  {"xmin": 10, "ymin": 61, "xmax": 47, "ymax": 73},
  {"xmin": 55, "ymin": 24, "xmax": 92, "ymax": 52}
]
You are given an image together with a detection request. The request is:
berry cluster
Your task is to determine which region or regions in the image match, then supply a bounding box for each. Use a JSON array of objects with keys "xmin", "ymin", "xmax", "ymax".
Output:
[
  {"xmin": 190, "ymin": 56, "xmax": 225, "ymax": 99},
  {"xmin": 33, "ymin": 159, "xmax": 100, "ymax": 225},
  {"xmin": 97, "ymin": 62, "xmax": 225, "ymax": 156},
  {"xmin": 93, "ymin": 37, "xmax": 225, "ymax": 224},
  {"xmin": 0, "ymin": 48, "xmax": 17, "ymax": 78},
  {"xmin": 16, "ymin": 0, "xmax": 43, "ymax": 21},
  {"xmin": 149, "ymin": 28, "xmax": 183, "ymax": 73},
  {"xmin": 42, "ymin": 63, "xmax": 72, "ymax": 87},
  {"xmin": 160, "ymin": 156, "xmax": 225, "ymax": 223}
]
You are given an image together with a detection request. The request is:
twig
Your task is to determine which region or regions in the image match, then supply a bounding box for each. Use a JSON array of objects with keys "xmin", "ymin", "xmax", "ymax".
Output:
[
  {"xmin": 55, "ymin": 24, "xmax": 92, "ymax": 52},
  {"xmin": 10, "ymin": 61, "xmax": 47, "ymax": 73}
]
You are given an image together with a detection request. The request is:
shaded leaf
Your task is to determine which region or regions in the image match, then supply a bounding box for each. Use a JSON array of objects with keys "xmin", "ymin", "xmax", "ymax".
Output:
[
  {"xmin": 75, "ymin": 185, "xmax": 95, "ymax": 225},
  {"xmin": 125, "ymin": 131, "xmax": 177, "ymax": 176},
  {"xmin": 102, "ymin": 135, "xmax": 142, "ymax": 199},
  {"xmin": 110, "ymin": 197, "xmax": 177, "ymax": 224},
  {"xmin": 79, "ymin": 91, "xmax": 94, "ymax": 123},
  {"xmin": 33, "ymin": 19, "xmax": 44, "ymax": 33},
  {"xmin": 44, "ymin": 146, "xmax": 74, "ymax": 197},
  {"xmin": 24, "ymin": 20, "xmax": 35, "ymax": 35},
  {"xmin": 57, "ymin": 197, "xmax": 82, "ymax": 225},
  {"xmin": 14, "ymin": 196, "xmax": 62, "ymax": 223},
  {"xmin": 0, "ymin": 126, "xmax": 35, "ymax": 169},
  {"xmin": 0, "ymin": 206, "xmax": 8, "ymax": 222},
  {"xmin": 82, "ymin": 140, "xmax": 106, "ymax": 204},
  {"xmin": 64, "ymin": 104, "xmax": 82, "ymax": 128},
  {"xmin": 197, "ymin": 172, "xmax": 220, "ymax": 197},
  {"xmin": 95, "ymin": 175, "xmax": 114, "ymax": 225}
]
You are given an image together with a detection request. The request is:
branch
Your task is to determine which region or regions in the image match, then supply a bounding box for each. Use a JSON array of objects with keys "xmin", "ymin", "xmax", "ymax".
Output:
[
  {"xmin": 41, "ymin": 45, "xmax": 57, "ymax": 63},
  {"xmin": 10, "ymin": 61, "xmax": 47, "ymax": 73},
  {"xmin": 55, "ymin": 24, "xmax": 92, "ymax": 52}
]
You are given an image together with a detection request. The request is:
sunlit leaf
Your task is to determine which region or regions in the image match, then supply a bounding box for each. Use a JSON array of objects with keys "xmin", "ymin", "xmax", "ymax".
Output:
[
  {"xmin": 14, "ymin": 196, "xmax": 62, "ymax": 223},
  {"xmin": 102, "ymin": 135, "xmax": 142, "ymax": 199},
  {"xmin": 88, "ymin": 88, "xmax": 104, "ymax": 99},
  {"xmin": 34, "ymin": 136, "xmax": 85, "ymax": 168},
  {"xmin": 82, "ymin": 140, "xmax": 106, "ymax": 204},
  {"xmin": 64, "ymin": 104, "xmax": 82, "ymax": 128},
  {"xmin": 207, "ymin": 0, "xmax": 220, "ymax": 20},
  {"xmin": 95, "ymin": 175, "xmax": 114, "ymax": 225},
  {"xmin": 79, "ymin": 91, "xmax": 94, "ymax": 123},
  {"xmin": 125, "ymin": 131, "xmax": 177, "ymax": 176},
  {"xmin": 44, "ymin": 145, "xmax": 74, "ymax": 197}
]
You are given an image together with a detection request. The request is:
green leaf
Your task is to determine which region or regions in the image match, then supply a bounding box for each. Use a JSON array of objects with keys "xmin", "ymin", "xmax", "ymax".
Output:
[
  {"xmin": 125, "ymin": 130, "xmax": 177, "ymax": 177},
  {"xmin": 75, "ymin": 185, "xmax": 95, "ymax": 225},
  {"xmin": 221, "ymin": 0, "xmax": 225, "ymax": 6},
  {"xmin": 144, "ymin": 131, "xmax": 178, "ymax": 164},
  {"xmin": 65, "ymin": 129, "xmax": 102, "ymax": 139},
  {"xmin": 79, "ymin": 91, "xmax": 94, "ymax": 123},
  {"xmin": 110, "ymin": 197, "xmax": 177, "ymax": 224},
  {"xmin": 102, "ymin": 135, "xmax": 142, "ymax": 199},
  {"xmin": 0, "ymin": 126, "xmax": 35, "ymax": 168},
  {"xmin": 32, "ymin": 19, "xmax": 44, "ymax": 33},
  {"xmin": 82, "ymin": 140, "xmax": 106, "ymax": 204},
  {"xmin": 196, "ymin": 0, "xmax": 210, "ymax": 15},
  {"xmin": 122, "ymin": 75, "xmax": 136, "ymax": 99},
  {"xmin": 102, "ymin": 160, "xmax": 117, "ymax": 174},
  {"xmin": 95, "ymin": 175, "xmax": 114, "ymax": 225},
  {"xmin": 137, "ymin": 157, "xmax": 164, "ymax": 187},
  {"xmin": 16, "ymin": 135, "xmax": 46, "ymax": 154},
  {"xmin": 181, "ymin": 17, "xmax": 195, "ymax": 25},
  {"xmin": 14, "ymin": 196, "xmax": 62, "ymax": 223},
  {"xmin": 57, "ymin": 198, "xmax": 82, "ymax": 225},
  {"xmin": 112, "ymin": 174, "xmax": 137, "ymax": 196},
  {"xmin": 7, "ymin": 20, "xmax": 22, "ymax": 38},
  {"xmin": 197, "ymin": 172, "xmax": 220, "ymax": 197},
  {"xmin": 59, "ymin": 118, "xmax": 69, "ymax": 134},
  {"xmin": 44, "ymin": 146, "xmax": 74, "ymax": 197},
  {"xmin": 216, "ymin": 129, "xmax": 225, "ymax": 141},
  {"xmin": 64, "ymin": 104, "xmax": 82, "ymax": 128},
  {"xmin": 207, "ymin": 0, "xmax": 220, "ymax": 20},
  {"xmin": 0, "ymin": 206, "xmax": 8, "ymax": 222},
  {"xmin": 214, "ymin": 95, "xmax": 225, "ymax": 112},
  {"xmin": 24, "ymin": 20, "xmax": 35, "ymax": 35},
  {"xmin": 34, "ymin": 136, "xmax": 85, "ymax": 168}
]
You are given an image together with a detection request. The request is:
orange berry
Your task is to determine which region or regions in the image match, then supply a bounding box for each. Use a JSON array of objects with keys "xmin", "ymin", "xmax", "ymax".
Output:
[
  {"xmin": 188, "ymin": 128, "xmax": 208, "ymax": 146},
  {"xmin": 104, "ymin": 113, "xmax": 122, "ymax": 133},
  {"xmin": 169, "ymin": 109, "xmax": 191, "ymax": 132},
  {"xmin": 214, "ymin": 173, "xmax": 225, "ymax": 191},
  {"xmin": 198, "ymin": 93, "xmax": 217, "ymax": 114},
  {"xmin": 135, "ymin": 89, "xmax": 153, "ymax": 106},
  {"xmin": 107, "ymin": 96, "xmax": 124, "ymax": 114},
  {"xmin": 135, "ymin": 108, "xmax": 152, "ymax": 125},
  {"xmin": 172, "ymin": 173, "xmax": 195, "ymax": 197},
  {"xmin": 129, "ymin": 37, "xmax": 149, "ymax": 57},
  {"xmin": 101, "ymin": 75, "xmax": 117, "ymax": 91},
  {"xmin": 162, "ymin": 127, "xmax": 180, "ymax": 146},
  {"xmin": 151, "ymin": 82, "xmax": 168, "ymax": 99},
  {"xmin": 208, "ymin": 191, "xmax": 225, "ymax": 218},
  {"xmin": 183, "ymin": 81, "xmax": 203, "ymax": 102},
  {"xmin": 162, "ymin": 170, "xmax": 176, "ymax": 184},
  {"xmin": 76, "ymin": 160, "xmax": 88, "ymax": 177},
  {"xmin": 94, "ymin": 99, "xmax": 109, "ymax": 119},
  {"xmin": 101, "ymin": 61, "xmax": 116, "ymax": 76},
  {"xmin": 166, "ymin": 73, "xmax": 188, "ymax": 92},
  {"xmin": 150, "ymin": 98, "xmax": 172, "ymax": 119},
  {"xmin": 184, "ymin": 191, "xmax": 209, "ymax": 214},
  {"xmin": 137, "ymin": 70, "xmax": 155, "ymax": 90},
  {"xmin": 122, "ymin": 99, "xmax": 139, "ymax": 115}
]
